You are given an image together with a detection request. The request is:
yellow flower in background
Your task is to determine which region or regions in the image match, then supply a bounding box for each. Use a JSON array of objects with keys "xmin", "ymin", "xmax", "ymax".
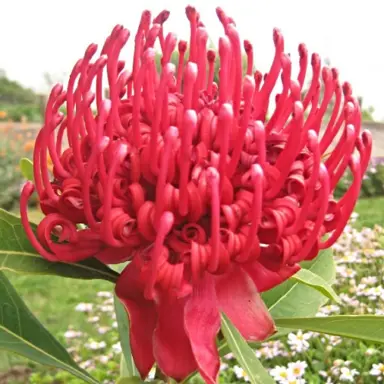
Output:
[
  {"xmin": 0, "ymin": 111, "xmax": 7, "ymax": 119},
  {"xmin": 24, "ymin": 140, "xmax": 35, "ymax": 152},
  {"xmin": 47, "ymin": 152, "xmax": 53, "ymax": 172}
]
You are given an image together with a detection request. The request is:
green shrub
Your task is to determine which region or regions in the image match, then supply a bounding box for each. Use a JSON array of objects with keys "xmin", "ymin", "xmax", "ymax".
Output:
[
  {"xmin": 0, "ymin": 130, "xmax": 37, "ymax": 210},
  {"xmin": 0, "ymin": 104, "xmax": 42, "ymax": 122},
  {"xmin": 0, "ymin": 139, "xmax": 23, "ymax": 210},
  {"xmin": 335, "ymin": 160, "xmax": 384, "ymax": 199}
]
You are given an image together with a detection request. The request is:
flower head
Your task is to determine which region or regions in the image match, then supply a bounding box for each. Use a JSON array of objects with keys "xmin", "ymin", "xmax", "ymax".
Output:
[
  {"xmin": 287, "ymin": 330, "xmax": 312, "ymax": 353},
  {"xmin": 75, "ymin": 302, "xmax": 93, "ymax": 312},
  {"xmin": 20, "ymin": 5, "xmax": 371, "ymax": 383},
  {"xmin": 233, "ymin": 365, "xmax": 250, "ymax": 382},
  {"xmin": 287, "ymin": 361, "xmax": 307, "ymax": 378},
  {"xmin": 270, "ymin": 365, "xmax": 290, "ymax": 382},
  {"xmin": 339, "ymin": 367, "xmax": 359, "ymax": 382},
  {"xmin": 64, "ymin": 330, "xmax": 83, "ymax": 339},
  {"xmin": 370, "ymin": 363, "xmax": 384, "ymax": 379}
]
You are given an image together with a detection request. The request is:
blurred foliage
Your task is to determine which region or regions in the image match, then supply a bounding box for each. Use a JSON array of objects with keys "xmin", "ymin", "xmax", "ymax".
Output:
[
  {"xmin": 0, "ymin": 132, "xmax": 24, "ymax": 210},
  {"xmin": 0, "ymin": 104, "xmax": 42, "ymax": 123},
  {"xmin": 0, "ymin": 128, "xmax": 37, "ymax": 210},
  {"xmin": 361, "ymin": 105, "xmax": 375, "ymax": 122},
  {"xmin": 0, "ymin": 75, "xmax": 38, "ymax": 105},
  {"xmin": 0, "ymin": 70, "xmax": 43, "ymax": 122},
  {"xmin": 335, "ymin": 160, "xmax": 384, "ymax": 199}
]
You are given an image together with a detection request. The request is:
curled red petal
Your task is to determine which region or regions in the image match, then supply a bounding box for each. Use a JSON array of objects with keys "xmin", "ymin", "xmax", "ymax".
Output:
[
  {"xmin": 184, "ymin": 273, "xmax": 220, "ymax": 384},
  {"xmin": 244, "ymin": 261, "xmax": 301, "ymax": 292},
  {"xmin": 95, "ymin": 246, "xmax": 133, "ymax": 264},
  {"xmin": 215, "ymin": 266, "xmax": 276, "ymax": 341},
  {"xmin": 153, "ymin": 296, "xmax": 197, "ymax": 381},
  {"xmin": 115, "ymin": 260, "xmax": 157, "ymax": 379}
]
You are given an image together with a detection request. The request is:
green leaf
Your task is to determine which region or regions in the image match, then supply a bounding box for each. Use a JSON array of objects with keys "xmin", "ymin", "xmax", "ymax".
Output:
[
  {"xmin": 116, "ymin": 378, "xmax": 143, "ymax": 384},
  {"xmin": 114, "ymin": 295, "xmax": 138, "ymax": 377},
  {"xmin": 0, "ymin": 271, "xmax": 99, "ymax": 384},
  {"xmin": 0, "ymin": 350, "xmax": 11, "ymax": 371},
  {"xmin": 0, "ymin": 209, "xmax": 119, "ymax": 283},
  {"xmin": 290, "ymin": 268, "xmax": 341, "ymax": 304},
  {"xmin": 120, "ymin": 355, "xmax": 130, "ymax": 377},
  {"xmin": 274, "ymin": 315, "xmax": 384, "ymax": 344},
  {"xmin": 221, "ymin": 314, "xmax": 274, "ymax": 384},
  {"xmin": 19, "ymin": 158, "xmax": 34, "ymax": 180},
  {"xmin": 263, "ymin": 249, "xmax": 336, "ymax": 319}
]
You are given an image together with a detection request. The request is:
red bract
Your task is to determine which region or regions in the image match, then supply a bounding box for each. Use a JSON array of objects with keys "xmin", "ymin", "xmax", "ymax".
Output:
[{"xmin": 20, "ymin": 6, "xmax": 371, "ymax": 383}]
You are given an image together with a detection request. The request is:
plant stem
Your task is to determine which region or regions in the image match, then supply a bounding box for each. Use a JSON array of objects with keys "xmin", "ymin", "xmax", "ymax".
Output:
[{"xmin": 155, "ymin": 366, "xmax": 169, "ymax": 382}]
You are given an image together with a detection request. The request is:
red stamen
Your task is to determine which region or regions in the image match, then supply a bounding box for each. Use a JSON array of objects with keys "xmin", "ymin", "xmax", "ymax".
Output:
[
  {"xmin": 183, "ymin": 62, "xmax": 198, "ymax": 109},
  {"xmin": 179, "ymin": 110, "xmax": 197, "ymax": 216},
  {"xmin": 303, "ymin": 53, "xmax": 321, "ymax": 110},
  {"xmin": 297, "ymin": 43, "xmax": 308, "ymax": 88},
  {"xmin": 228, "ymin": 76, "xmax": 255, "ymax": 176},
  {"xmin": 206, "ymin": 49, "xmax": 216, "ymax": 97},
  {"xmin": 145, "ymin": 211, "xmax": 175, "ymax": 299},
  {"xmin": 218, "ymin": 36, "xmax": 231, "ymax": 105},
  {"xmin": 244, "ymin": 40, "xmax": 254, "ymax": 76},
  {"xmin": 207, "ymin": 167, "xmax": 221, "ymax": 273},
  {"xmin": 226, "ymin": 24, "xmax": 242, "ymax": 118},
  {"xmin": 20, "ymin": 183, "xmax": 58, "ymax": 261},
  {"xmin": 186, "ymin": 6, "xmax": 198, "ymax": 62},
  {"xmin": 218, "ymin": 103, "xmax": 233, "ymax": 192},
  {"xmin": 155, "ymin": 127, "xmax": 178, "ymax": 225},
  {"xmin": 237, "ymin": 164, "xmax": 263, "ymax": 262},
  {"xmin": 176, "ymin": 40, "xmax": 187, "ymax": 92},
  {"xmin": 101, "ymin": 143, "xmax": 129, "ymax": 246},
  {"xmin": 194, "ymin": 28, "xmax": 208, "ymax": 107}
]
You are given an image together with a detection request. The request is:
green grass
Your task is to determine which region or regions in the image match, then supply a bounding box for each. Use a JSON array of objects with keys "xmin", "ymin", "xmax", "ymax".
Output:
[
  {"xmin": 354, "ymin": 196, "xmax": 384, "ymax": 229},
  {"xmin": 6, "ymin": 274, "xmax": 111, "ymax": 337}
]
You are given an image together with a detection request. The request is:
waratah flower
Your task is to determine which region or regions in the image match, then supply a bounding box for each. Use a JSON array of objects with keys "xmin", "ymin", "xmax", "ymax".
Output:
[{"xmin": 20, "ymin": 5, "xmax": 371, "ymax": 383}]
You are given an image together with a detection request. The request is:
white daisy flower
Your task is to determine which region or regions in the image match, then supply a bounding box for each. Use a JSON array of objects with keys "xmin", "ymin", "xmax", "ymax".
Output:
[
  {"xmin": 111, "ymin": 342, "xmax": 122, "ymax": 354},
  {"xmin": 270, "ymin": 365, "xmax": 290, "ymax": 382},
  {"xmin": 64, "ymin": 330, "xmax": 83, "ymax": 339},
  {"xmin": 370, "ymin": 363, "xmax": 384, "ymax": 378},
  {"xmin": 85, "ymin": 340, "xmax": 107, "ymax": 350},
  {"xmin": 97, "ymin": 326, "xmax": 111, "ymax": 335},
  {"xmin": 287, "ymin": 361, "xmax": 307, "ymax": 378},
  {"xmin": 339, "ymin": 367, "xmax": 359, "ymax": 382},
  {"xmin": 287, "ymin": 331, "xmax": 311, "ymax": 353},
  {"xmin": 87, "ymin": 316, "xmax": 100, "ymax": 323},
  {"xmin": 75, "ymin": 302, "xmax": 93, "ymax": 312},
  {"xmin": 233, "ymin": 365, "xmax": 250, "ymax": 382},
  {"xmin": 97, "ymin": 291, "xmax": 113, "ymax": 298}
]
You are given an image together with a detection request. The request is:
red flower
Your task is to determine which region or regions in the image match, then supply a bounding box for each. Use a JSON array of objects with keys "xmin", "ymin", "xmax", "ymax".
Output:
[{"xmin": 20, "ymin": 6, "xmax": 371, "ymax": 383}]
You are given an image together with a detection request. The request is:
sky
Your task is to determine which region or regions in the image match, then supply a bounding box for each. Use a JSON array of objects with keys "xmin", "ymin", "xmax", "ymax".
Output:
[{"xmin": 1, "ymin": 0, "xmax": 383, "ymax": 118}]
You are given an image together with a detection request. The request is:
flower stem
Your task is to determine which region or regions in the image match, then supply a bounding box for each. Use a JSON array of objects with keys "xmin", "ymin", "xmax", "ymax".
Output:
[{"xmin": 155, "ymin": 366, "xmax": 169, "ymax": 382}]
